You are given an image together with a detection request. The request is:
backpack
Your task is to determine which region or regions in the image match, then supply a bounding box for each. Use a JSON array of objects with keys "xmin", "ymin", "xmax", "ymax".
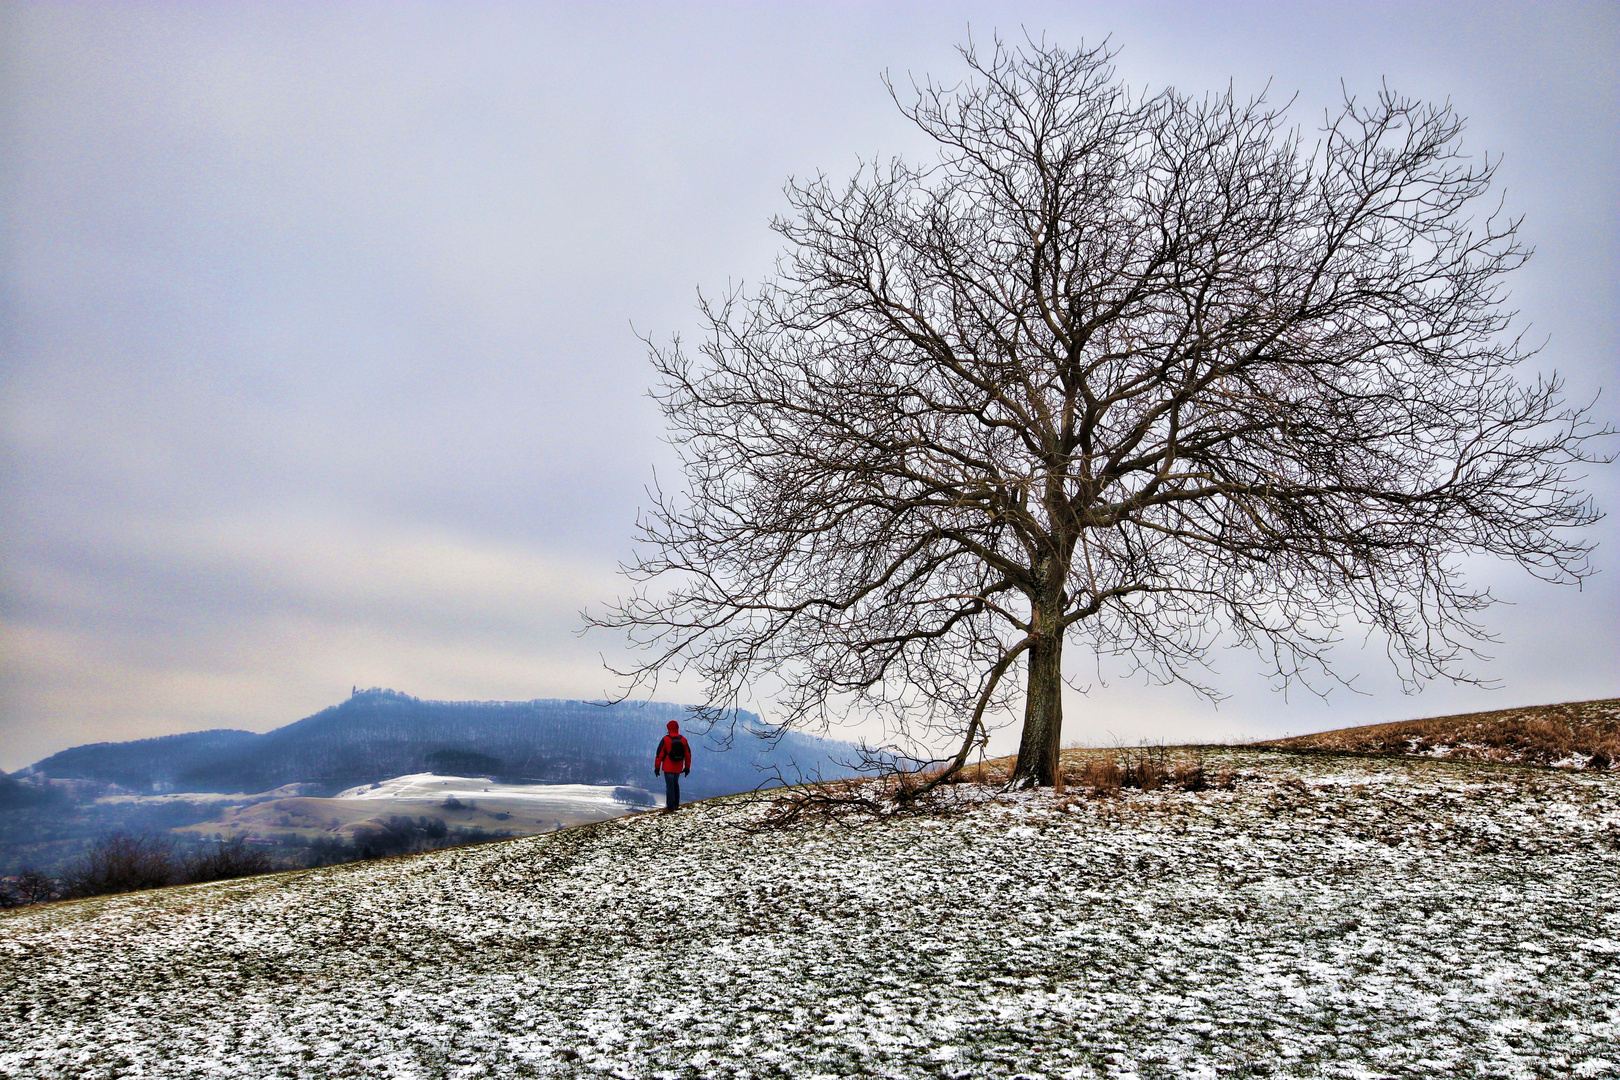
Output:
[{"xmin": 666, "ymin": 735, "xmax": 687, "ymax": 766}]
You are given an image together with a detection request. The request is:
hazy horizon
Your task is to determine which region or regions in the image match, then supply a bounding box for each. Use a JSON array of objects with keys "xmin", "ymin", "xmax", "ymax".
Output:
[{"xmin": 4, "ymin": 2, "xmax": 1616, "ymax": 772}]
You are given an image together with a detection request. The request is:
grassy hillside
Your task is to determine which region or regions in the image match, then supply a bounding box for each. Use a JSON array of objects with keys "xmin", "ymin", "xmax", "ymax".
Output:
[
  {"xmin": 1254, "ymin": 697, "xmax": 1620, "ymax": 769},
  {"xmin": 3, "ymin": 749, "xmax": 1616, "ymax": 1078}
]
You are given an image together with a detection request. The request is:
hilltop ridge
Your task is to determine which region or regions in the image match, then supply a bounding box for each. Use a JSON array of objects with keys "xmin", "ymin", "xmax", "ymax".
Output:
[
  {"xmin": 1254, "ymin": 697, "xmax": 1619, "ymax": 770},
  {"xmin": 20, "ymin": 689, "xmax": 856, "ymax": 800}
]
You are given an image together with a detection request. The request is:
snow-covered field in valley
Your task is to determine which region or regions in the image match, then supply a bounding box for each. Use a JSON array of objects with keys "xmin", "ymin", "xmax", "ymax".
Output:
[
  {"xmin": 3, "ymin": 751, "xmax": 1617, "ymax": 1079},
  {"xmin": 330, "ymin": 774, "xmax": 637, "ymax": 808}
]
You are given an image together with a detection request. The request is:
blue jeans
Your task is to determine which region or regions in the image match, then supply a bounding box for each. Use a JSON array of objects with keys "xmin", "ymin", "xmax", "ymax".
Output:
[{"xmin": 664, "ymin": 771, "xmax": 681, "ymax": 810}]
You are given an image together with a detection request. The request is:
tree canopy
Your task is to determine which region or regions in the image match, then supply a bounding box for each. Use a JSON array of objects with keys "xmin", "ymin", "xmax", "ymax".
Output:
[{"xmin": 595, "ymin": 38, "xmax": 1605, "ymax": 787}]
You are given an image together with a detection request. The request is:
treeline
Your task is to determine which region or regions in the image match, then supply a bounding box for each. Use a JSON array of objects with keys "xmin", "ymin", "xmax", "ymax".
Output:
[
  {"xmin": 16, "ymin": 731, "xmax": 257, "ymax": 794},
  {"xmin": 0, "ymin": 834, "xmax": 275, "ymax": 907},
  {"xmin": 0, "ymin": 774, "xmax": 72, "ymax": 811},
  {"xmin": 0, "ymin": 783, "xmax": 229, "ymax": 877},
  {"xmin": 304, "ymin": 815, "xmax": 513, "ymax": 864},
  {"xmin": 0, "ymin": 818, "xmax": 511, "ymax": 909}
]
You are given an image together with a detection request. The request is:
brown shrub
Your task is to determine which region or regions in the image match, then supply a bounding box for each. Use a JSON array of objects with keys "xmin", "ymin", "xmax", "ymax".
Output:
[
  {"xmin": 1073, "ymin": 751, "xmax": 1216, "ymax": 795},
  {"xmin": 912, "ymin": 748, "xmax": 1234, "ymax": 796},
  {"xmin": 1581, "ymin": 729, "xmax": 1620, "ymax": 770},
  {"xmin": 1170, "ymin": 760, "xmax": 1208, "ymax": 791},
  {"xmin": 887, "ymin": 770, "xmax": 923, "ymax": 801},
  {"xmin": 1122, "ymin": 754, "xmax": 1168, "ymax": 791},
  {"xmin": 1080, "ymin": 755, "xmax": 1123, "ymax": 795}
]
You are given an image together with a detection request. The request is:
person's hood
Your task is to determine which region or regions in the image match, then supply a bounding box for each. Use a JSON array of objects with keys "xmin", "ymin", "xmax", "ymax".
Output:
[{"xmin": 667, "ymin": 720, "xmax": 680, "ymax": 734}]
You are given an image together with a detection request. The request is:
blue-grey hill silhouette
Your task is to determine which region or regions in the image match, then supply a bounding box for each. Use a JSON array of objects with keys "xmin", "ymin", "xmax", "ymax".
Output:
[{"xmin": 23, "ymin": 689, "xmax": 855, "ymax": 799}]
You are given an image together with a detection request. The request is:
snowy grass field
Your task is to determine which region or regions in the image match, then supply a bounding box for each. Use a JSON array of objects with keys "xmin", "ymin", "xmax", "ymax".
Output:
[{"xmin": 3, "ymin": 750, "xmax": 1617, "ymax": 1079}]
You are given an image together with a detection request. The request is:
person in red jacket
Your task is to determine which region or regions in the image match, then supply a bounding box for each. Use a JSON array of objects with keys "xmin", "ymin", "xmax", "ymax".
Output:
[{"xmin": 654, "ymin": 720, "xmax": 692, "ymax": 814}]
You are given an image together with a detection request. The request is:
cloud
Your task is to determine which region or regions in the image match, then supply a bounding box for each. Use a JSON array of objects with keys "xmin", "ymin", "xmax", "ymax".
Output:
[{"xmin": 0, "ymin": 506, "xmax": 630, "ymax": 769}]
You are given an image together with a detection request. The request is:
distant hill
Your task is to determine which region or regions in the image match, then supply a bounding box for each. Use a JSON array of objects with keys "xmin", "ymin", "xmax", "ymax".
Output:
[
  {"xmin": 1254, "ymin": 697, "xmax": 1619, "ymax": 770},
  {"xmin": 21, "ymin": 729, "xmax": 260, "ymax": 793},
  {"xmin": 20, "ymin": 690, "xmax": 859, "ymax": 798}
]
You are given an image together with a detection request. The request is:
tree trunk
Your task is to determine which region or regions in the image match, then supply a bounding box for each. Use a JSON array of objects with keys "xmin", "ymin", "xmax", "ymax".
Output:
[{"xmin": 1011, "ymin": 624, "xmax": 1064, "ymax": 787}]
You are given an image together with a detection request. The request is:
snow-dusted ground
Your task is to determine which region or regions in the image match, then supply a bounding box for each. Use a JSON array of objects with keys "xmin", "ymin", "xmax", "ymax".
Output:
[{"xmin": 3, "ymin": 751, "xmax": 1617, "ymax": 1079}]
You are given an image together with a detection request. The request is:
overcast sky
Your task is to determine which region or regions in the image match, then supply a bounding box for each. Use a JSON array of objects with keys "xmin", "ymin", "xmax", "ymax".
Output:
[{"xmin": 3, "ymin": 1, "xmax": 1616, "ymax": 771}]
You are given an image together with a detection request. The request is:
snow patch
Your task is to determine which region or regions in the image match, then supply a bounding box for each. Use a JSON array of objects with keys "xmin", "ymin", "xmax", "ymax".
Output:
[{"xmin": 332, "ymin": 773, "xmax": 628, "ymax": 809}]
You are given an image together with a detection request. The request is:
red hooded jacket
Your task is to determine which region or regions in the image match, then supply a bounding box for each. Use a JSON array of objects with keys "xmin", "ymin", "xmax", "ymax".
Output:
[{"xmin": 655, "ymin": 720, "xmax": 692, "ymax": 774}]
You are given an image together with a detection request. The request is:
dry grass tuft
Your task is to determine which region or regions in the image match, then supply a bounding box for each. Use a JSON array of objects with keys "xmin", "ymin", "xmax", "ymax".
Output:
[
  {"xmin": 1059, "ymin": 749, "xmax": 1220, "ymax": 797},
  {"xmin": 1079, "ymin": 755, "xmax": 1124, "ymax": 794},
  {"xmin": 1170, "ymin": 760, "xmax": 1208, "ymax": 791},
  {"xmin": 951, "ymin": 759, "xmax": 1013, "ymax": 786}
]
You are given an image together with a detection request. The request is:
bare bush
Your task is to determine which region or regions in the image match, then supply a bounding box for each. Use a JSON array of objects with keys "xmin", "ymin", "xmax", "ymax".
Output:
[
  {"xmin": 181, "ymin": 837, "xmax": 276, "ymax": 884},
  {"xmin": 1121, "ymin": 755, "xmax": 1168, "ymax": 792},
  {"xmin": 736, "ymin": 780, "xmax": 887, "ymax": 833},
  {"xmin": 1170, "ymin": 761, "xmax": 1208, "ymax": 792},
  {"xmin": 60, "ymin": 833, "xmax": 177, "ymax": 898}
]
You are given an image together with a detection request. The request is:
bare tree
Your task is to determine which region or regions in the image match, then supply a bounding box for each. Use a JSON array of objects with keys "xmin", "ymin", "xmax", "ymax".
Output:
[
  {"xmin": 593, "ymin": 38, "xmax": 1605, "ymax": 788},
  {"xmin": 0, "ymin": 868, "xmax": 59, "ymax": 908}
]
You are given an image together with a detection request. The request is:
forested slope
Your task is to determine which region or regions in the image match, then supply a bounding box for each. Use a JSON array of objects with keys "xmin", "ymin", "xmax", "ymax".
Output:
[{"xmin": 22, "ymin": 690, "xmax": 854, "ymax": 798}]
